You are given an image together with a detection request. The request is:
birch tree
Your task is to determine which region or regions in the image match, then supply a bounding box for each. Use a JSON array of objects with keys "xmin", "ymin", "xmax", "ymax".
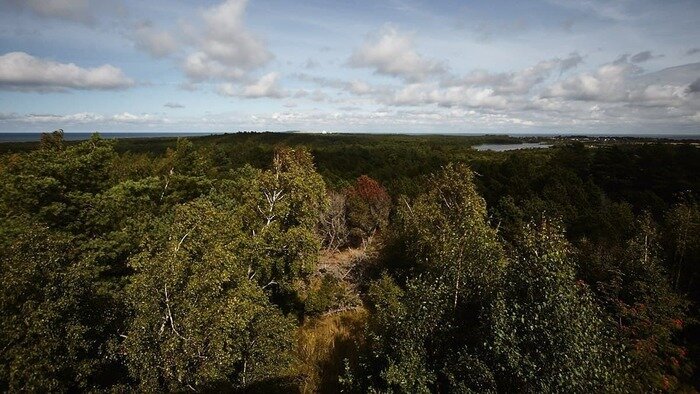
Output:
[{"xmin": 124, "ymin": 200, "xmax": 296, "ymax": 391}]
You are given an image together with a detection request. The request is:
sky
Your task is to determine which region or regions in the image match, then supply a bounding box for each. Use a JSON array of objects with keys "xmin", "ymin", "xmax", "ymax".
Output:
[{"xmin": 0, "ymin": 0, "xmax": 699, "ymax": 135}]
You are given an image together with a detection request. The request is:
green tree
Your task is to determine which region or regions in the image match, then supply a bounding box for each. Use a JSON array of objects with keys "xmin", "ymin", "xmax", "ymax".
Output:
[
  {"xmin": 663, "ymin": 198, "xmax": 700, "ymax": 292},
  {"xmin": 124, "ymin": 200, "xmax": 296, "ymax": 391},
  {"xmin": 0, "ymin": 133, "xmax": 118, "ymax": 232},
  {"xmin": 354, "ymin": 274, "xmax": 496, "ymax": 393},
  {"xmin": 39, "ymin": 129, "xmax": 65, "ymax": 151},
  {"xmin": 0, "ymin": 133, "xmax": 134, "ymax": 391},
  {"xmin": 489, "ymin": 219, "xmax": 627, "ymax": 392},
  {"xmin": 0, "ymin": 222, "xmax": 125, "ymax": 391},
  {"xmin": 395, "ymin": 163, "xmax": 505, "ymax": 305},
  {"xmin": 216, "ymin": 148, "xmax": 327, "ymax": 291},
  {"xmin": 349, "ymin": 164, "xmax": 504, "ymax": 392},
  {"xmin": 590, "ymin": 215, "xmax": 690, "ymax": 391}
]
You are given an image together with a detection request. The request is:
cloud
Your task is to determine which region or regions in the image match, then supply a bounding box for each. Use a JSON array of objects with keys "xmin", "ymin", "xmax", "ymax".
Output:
[
  {"xmin": 242, "ymin": 72, "xmax": 285, "ymax": 98},
  {"xmin": 303, "ymin": 58, "xmax": 320, "ymax": 69},
  {"xmin": 443, "ymin": 53, "xmax": 584, "ymax": 95},
  {"xmin": 561, "ymin": 18, "xmax": 575, "ymax": 32},
  {"xmin": 348, "ymin": 24, "xmax": 446, "ymax": 81},
  {"xmin": 5, "ymin": 0, "xmax": 126, "ymax": 25},
  {"xmin": 218, "ymin": 72, "xmax": 286, "ymax": 98},
  {"xmin": 615, "ymin": 51, "xmax": 661, "ymax": 65},
  {"xmin": 468, "ymin": 18, "xmax": 530, "ymax": 42},
  {"xmin": 184, "ymin": 52, "xmax": 246, "ymax": 81},
  {"xmin": 8, "ymin": 0, "xmax": 94, "ymax": 24},
  {"xmin": 560, "ymin": 52, "xmax": 584, "ymax": 73},
  {"xmin": 546, "ymin": 0, "xmax": 633, "ymax": 22},
  {"xmin": 630, "ymin": 50, "xmax": 660, "ymax": 63},
  {"xmin": 164, "ymin": 102, "xmax": 185, "ymax": 109},
  {"xmin": 293, "ymin": 73, "xmax": 389, "ymax": 97},
  {"xmin": 687, "ymin": 48, "xmax": 700, "ymax": 56},
  {"xmin": 178, "ymin": 82, "xmax": 199, "ymax": 92},
  {"xmin": 542, "ymin": 62, "xmax": 641, "ymax": 101},
  {"xmin": 5, "ymin": 112, "xmax": 105, "ymax": 123},
  {"xmin": 630, "ymin": 84, "xmax": 688, "ymax": 106},
  {"xmin": 294, "ymin": 54, "xmax": 698, "ymax": 131},
  {"xmin": 613, "ymin": 54, "xmax": 629, "ymax": 65},
  {"xmin": 0, "ymin": 51, "xmax": 134, "ymax": 91},
  {"xmin": 348, "ymin": 80, "xmax": 374, "ymax": 95},
  {"xmin": 541, "ymin": 60, "xmax": 698, "ymax": 112},
  {"xmin": 634, "ymin": 62, "xmax": 700, "ymax": 85},
  {"xmin": 133, "ymin": 21, "xmax": 178, "ymax": 58},
  {"xmin": 384, "ymin": 82, "xmax": 509, "ymax": 109},
  {"xmin": 687, "ymin": 78, "xmax": 700, "ymax": 94},
  {"xmin": 183, "ymin": 0, "xmax": 272, "ymax": 82},
  {"xmin": 111, "ymin": 112, "xmax": 158, "ymax": 123},
  {"xmin": 0, "ymin": 111, "xmax": 169, "ymax": 127},
  {"xmin": 293, "ymin": 73, "xmax": 348, "ymax": 90},
  {"xmin": 293, "ymin": 89, "xmax": 329, "ymax": 102}
]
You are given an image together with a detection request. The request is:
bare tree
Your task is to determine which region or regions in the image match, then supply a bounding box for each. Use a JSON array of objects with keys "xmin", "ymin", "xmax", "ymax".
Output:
[{"xmin": 319, "ymin": 191, "xmax": 349, "ymax": 251}]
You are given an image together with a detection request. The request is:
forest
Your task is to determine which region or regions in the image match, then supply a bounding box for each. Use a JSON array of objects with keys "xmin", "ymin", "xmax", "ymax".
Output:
[{"xmin": 1, "ymin": 130, "xmax": 699, "ymax": 392}]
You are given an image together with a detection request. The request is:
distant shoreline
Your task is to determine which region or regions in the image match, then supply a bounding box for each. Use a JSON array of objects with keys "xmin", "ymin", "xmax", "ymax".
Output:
[{"xmin": 1, "ymin": 131, "xmax": 699, "ymax": 144}]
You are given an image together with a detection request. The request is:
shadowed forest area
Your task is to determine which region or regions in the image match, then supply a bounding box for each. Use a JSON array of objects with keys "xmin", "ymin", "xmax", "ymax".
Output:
[{"xmin": 1, "ymin": 130, "xmax": 699, "ymax": 392}]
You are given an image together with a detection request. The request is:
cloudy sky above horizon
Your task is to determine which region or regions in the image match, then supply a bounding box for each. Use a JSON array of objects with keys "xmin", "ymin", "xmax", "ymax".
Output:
[{"xmin": 0, "ymin": 0, "xmax": 699, "ymax": 134}]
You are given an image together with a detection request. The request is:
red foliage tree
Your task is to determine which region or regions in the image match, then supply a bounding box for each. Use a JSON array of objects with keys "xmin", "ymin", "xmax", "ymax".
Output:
[{"xmin": 345, "ymin": 175, "xmax": 391, "ymax": 245}]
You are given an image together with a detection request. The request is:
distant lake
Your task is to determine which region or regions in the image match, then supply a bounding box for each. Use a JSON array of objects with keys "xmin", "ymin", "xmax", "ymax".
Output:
[{"xmin": 473, "ymin": 142, "xmax": 552, "ymax": 152}]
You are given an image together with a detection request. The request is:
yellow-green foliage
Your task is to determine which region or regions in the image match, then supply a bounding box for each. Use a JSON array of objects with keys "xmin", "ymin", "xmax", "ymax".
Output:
[
  {"xmin": 296, "ymin": 308, "xmax": 368, "ymax": 393},
  {"xmin": 303, "ymin": 274, "xmax": 360, "ymax": 316}
]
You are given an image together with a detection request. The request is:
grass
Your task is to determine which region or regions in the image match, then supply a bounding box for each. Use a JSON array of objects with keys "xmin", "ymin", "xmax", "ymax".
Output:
[{"xmin": 295, "ymin": 308, "xmax": 368, "ymax": 393}]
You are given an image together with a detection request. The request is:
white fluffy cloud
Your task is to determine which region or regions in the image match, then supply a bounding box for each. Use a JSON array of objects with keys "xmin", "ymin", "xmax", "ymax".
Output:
[
  {"xmin": 242, "ymin": 72, "xmax": 284, "ymax": 98},
  {"xmin": 183, "ymin": 0, "xmax": 272, "ymax": 82},
  {"xmin": 387, "ymin": 83, "xmax": 509, "ymax": 109},
  {"xmin": 0, "ymin": 52, "xmax": 134, "ymax": 91},
  {"xmin": 111, "ymin": 112, "xmax": 159, "ymax": 123},
  {"xmin": 348, "ymin": 24, "xmax": 445, "ymax": 81},
  {"xmin": 541, "ymin": 60, "xmax": 693, "ymax": 106},
  {"xmin": 0, "ymin": 111, "xmax": 158, "ymax": 125},
  {"xmin": 321, "ymin": 52, "xmax": 698, "ymax": 131},
  {"xmin": 348, "ymin": 80, "xmax": 373, "ymax": 95},
  {"xmin": 444, "ymin": 53, "xmax": 583, "ymax": 95},
  {"xmin": 125, "ymin": 0, "xmax": 273, "ymax": 93},
  {"xmin": 218, "ymin": 72, "xmax": 286, "ymax": 98},
  {"xmin": 543, "ymin": 62, "xmax": 637, "ymax": 101}
]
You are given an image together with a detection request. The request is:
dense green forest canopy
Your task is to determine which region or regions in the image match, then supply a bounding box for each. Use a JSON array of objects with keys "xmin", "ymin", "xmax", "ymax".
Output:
[{"xmin": 1, "ymin": 130, "xmax": 699, "ymax": 392}]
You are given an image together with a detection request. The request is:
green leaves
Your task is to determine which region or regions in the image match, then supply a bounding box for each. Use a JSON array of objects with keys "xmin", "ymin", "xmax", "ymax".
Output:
[
  {"xmin": 488, "ymin": 218, "xmax": 627, "ymax": 392},
  {"xmin": 586, "ymin": 214, "xmax": 691, "ymax": 391},
  {"xmin": 120, "ymin": 148, "xmax": 328, "ymax": 390},
  {"xmin": 352, "ymin": 164, "xmax": 506, "ymax": 392},
  {"xmin": 1, "ymin": 133, "xmax": 695, "ymax": 391},
  {"xmin": 396, "ymin": 163, "xmax": 505, "ymax": 302},
  {"xmin": 0, "ymin": 222, "xmax": 123, "ymax": 392},
  {"xmin": 124, "ymin": 200, "xmax": 296, "ymax": 391}
]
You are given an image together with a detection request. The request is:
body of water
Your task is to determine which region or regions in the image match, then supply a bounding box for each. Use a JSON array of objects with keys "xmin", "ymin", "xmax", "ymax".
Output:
[{"xmin": 473, "ymin": 142, "xmax": 552, "ymax": 152}]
